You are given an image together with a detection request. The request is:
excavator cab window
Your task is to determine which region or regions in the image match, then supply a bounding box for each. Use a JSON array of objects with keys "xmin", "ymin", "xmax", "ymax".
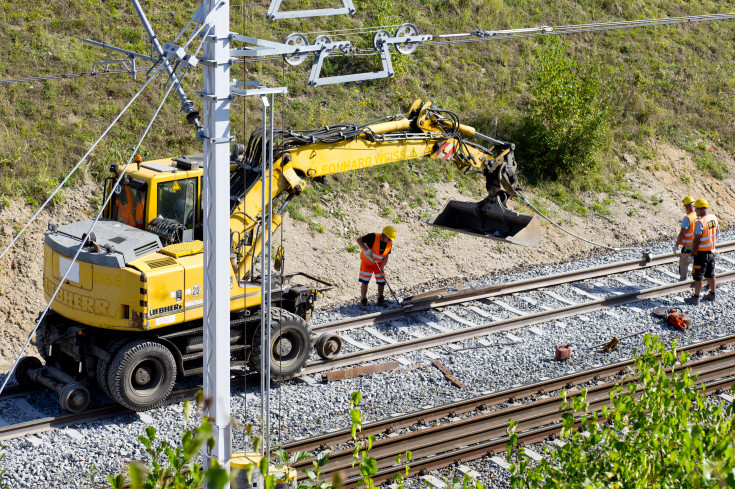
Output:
[
  {"xmin": 109, "ymin": 180, "xmax": 147, "ymax": 229},
  {"xmin": 157, "ymin": 178, "xmax": 197, "ymax": 229}
]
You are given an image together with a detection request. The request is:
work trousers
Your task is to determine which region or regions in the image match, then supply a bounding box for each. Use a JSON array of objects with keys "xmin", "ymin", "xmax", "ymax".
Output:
[{"xmin": 678, "ymin": 248, "xmax": 693, "ymax": 281}]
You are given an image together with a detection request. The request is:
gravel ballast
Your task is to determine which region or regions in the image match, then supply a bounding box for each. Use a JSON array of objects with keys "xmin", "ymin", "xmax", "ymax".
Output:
[{"xmin": 0, "ymin": 234, "xmax": 733, "ymax": 488}]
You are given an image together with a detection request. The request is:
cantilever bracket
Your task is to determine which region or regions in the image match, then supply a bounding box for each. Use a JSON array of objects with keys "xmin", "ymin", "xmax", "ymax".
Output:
[
  {"xmin": 229, "ymin": 34, "xmax": 351, "ymax": 59},
  {"xmin": 308, "ymin": 42, "xmax": 394, "ymax": 86},
  {"xmin": 266, "ymin": 0, "xmax": 355, "ymax": 20}
]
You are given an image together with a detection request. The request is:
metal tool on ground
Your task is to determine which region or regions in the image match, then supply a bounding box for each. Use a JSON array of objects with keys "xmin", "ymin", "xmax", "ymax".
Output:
[
  {"xmin": 588, "ymin": 330, "xmax": 647, "ymax": 352},
  {"xmin": 454, "ymin": 341, "xmax": 520, "ymax": 352}
]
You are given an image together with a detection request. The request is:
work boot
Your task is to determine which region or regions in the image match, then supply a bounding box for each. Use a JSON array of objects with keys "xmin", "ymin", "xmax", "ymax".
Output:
[
  {"xmin": 360, "ymin": 297, "xmax": 368, "ymax": 310},
  {"xmin": 703, "ymin": 292, "xmax": 716, "ymax": 302},
  {"xmin": 685, "ymin": 295, "xmax": 700, "ymax": 305},
  {"xmin": 377, "ymin": 295, "xmax": 388, "ymax": 308}
]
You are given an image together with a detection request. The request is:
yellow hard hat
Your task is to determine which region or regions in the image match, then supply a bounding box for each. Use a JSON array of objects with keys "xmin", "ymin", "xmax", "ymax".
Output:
[
  {"xmin": 382, "ymin": 225, "xmax": 396, "ymax": 240},
  {"xmin": 682, "ymin": 196, "xmax": 694, "ymax": 206},
  {"xmin": 694, "ymin": 198, "xmax": 709, "ymax": 209}
]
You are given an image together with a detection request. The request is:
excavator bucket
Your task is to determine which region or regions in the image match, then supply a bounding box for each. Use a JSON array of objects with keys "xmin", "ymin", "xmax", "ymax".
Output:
[{"xmin": 427, "ymin": 198, "xmax": 541, "ymax": 247}]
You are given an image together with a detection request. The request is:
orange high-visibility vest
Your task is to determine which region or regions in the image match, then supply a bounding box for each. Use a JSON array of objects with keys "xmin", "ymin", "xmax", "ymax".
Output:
[
  {"xmin": 115, "ymin": 187, "xmax": 146, "ymax": 229},
  {"xmin": 360, "ymin": 233, "xmax": 392, "ymax": 266},
  {"xmin": 681, "ymin": 211, "xmax": 697, "ymax": 247},
  {"xmin": 696, "ymin": 214, "xmax": 718, "ymax": 252}
]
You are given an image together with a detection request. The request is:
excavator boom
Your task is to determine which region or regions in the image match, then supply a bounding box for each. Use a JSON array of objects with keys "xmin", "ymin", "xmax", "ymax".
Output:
[{"xmin": 230, "ymin": 99, "xmax": 540, "ymax": 278}]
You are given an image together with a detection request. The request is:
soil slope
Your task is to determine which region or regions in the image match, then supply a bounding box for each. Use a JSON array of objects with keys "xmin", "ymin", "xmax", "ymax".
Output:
[{"xmin": 1, "ymin": 142, "xmax": 732, "ymax": 371}]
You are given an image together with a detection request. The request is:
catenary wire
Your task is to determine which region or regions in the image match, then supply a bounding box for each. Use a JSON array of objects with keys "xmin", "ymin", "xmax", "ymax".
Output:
[{"xmin": 0, "ymin": 47, "xmax": 190, "ymax": 397}]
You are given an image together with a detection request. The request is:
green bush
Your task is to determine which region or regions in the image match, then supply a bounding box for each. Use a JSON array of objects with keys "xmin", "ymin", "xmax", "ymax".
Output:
[
  {"xmin": 0, "ymin": 446, "xmax": 8, "ymax": 489},
  {"xmin": 515, "ymin": 40, "xmax": 610, "ymax": 182},
  {"xmin": 108, "ymin": 400, "xmax": 228, "ymax": 489},
  {"xmin": 506, "ymin": 335, "xmax": 735, "ymax": 488}
]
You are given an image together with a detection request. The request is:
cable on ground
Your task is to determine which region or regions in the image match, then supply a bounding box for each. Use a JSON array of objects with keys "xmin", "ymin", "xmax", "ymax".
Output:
[{"xmin": 517, "ymin": 190, "xmax": 641, "ymax": 252}]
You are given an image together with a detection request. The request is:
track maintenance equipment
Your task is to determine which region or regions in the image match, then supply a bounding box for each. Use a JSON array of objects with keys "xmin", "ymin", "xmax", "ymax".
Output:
[
  {"xmin": 588, "ymin": 330, "xmax": 647, "ymax": 352},
  {"xmin": 653, "ymin": 306, "xmax": 691, "ymax": 331},
  {"xmin": 20, "ymin": 99, "xmax": 539, "ymax": 412}
]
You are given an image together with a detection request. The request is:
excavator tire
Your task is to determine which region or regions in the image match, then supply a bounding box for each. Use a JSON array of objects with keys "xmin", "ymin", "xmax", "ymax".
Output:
[
  {"xmin": 96, "ymin": 338, "xmax": 131, "ymax": 400},
  {"xmin": 251, "ymin": 307, "xmax": 312, "ymax": 380},
  {"xmin": 107, "ymin": 339, "xmax": 177, "ymax": 411},
  {"xmin": 14, "ymin": 356, "xmax": 42, "ymax": 385}
]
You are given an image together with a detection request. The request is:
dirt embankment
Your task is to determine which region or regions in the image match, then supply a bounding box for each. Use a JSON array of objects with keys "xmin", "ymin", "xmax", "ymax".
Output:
[{"xmin": 1, "ymin": 142, "xmax": 733, "ymax": 371}]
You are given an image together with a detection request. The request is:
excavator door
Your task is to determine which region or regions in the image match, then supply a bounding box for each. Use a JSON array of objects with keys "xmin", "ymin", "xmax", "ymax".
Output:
[{"xmin": 427, "ymin": 197, "xmax": 541, "ymax": 247}]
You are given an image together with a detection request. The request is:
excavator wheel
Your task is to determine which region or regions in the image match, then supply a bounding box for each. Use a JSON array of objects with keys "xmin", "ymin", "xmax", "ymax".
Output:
[
  {"xmin": 96, "ymin": 338, "xmax": 131, "ymax": 400},
  {"xmin": 107, "ymin": 339, "xmax": 177, "ymax": 411},
  {"xmin": 59, "ymin": 383, "xmax": 91, "ymax": 413},
  {"xmin": 251, "ymin": 308, "xmax": 312, "ymax": 380},
  {"xmin": 315, "ymin": 333, "xmax": 342, "ymax": 360},
  {"xmin": 14, "ymin": 356, "xmax": 42, "ymax": 385}
]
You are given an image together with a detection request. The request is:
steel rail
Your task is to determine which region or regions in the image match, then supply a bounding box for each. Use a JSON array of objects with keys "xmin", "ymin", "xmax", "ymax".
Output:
[
  {"xmin": 292, "ymin": 351, "xmax": 735, "ymax": 486},
  {"xmin": 0, "ymin": 374, "xmax": 255, "ymax": 442},
  {"xmin": 0, "ymin": 384, "xmax": 41, "ymax": 403},
  {"xmin": 303, "ymin": 269, "xmax": 735, "ymax": 376},
  {"xmin": 282, "ymin": 334, "xmax": 735, "ymax": 454},
  {"xmin": 310, "ymin": 242, "xmax": 735, "ymax": 334}
]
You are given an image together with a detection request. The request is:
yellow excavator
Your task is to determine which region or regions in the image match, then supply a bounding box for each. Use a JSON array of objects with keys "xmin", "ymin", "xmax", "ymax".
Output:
[{"xmin": 15, "ymin": 99, "xmax": 540, "ymax": 412}]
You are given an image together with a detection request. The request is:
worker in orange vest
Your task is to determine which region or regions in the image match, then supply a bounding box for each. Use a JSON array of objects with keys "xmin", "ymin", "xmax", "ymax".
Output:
[
  {"xmin": 356, "ymin": 226, "xmax": 396, "ymax": 309},
  {"xmin": 114, "ymin": 185, "xmax": 146, "ymax": 229},
  {"xmin": 686, "ymin": 198, "xmax": 719, "ymax": 305},
  {"xmin": 673, "ymin": 196, "xmax": 697, "ymax": 281}
]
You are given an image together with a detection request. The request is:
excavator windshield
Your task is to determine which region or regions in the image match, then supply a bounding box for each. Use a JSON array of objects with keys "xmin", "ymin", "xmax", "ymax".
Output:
[
  {"xmin": 109, "ymin": 181, "xmax": 147, "ymax": 229},
  {"xmin": 156, "ymin": 178, "xmax": 197, "ymax": 229}
]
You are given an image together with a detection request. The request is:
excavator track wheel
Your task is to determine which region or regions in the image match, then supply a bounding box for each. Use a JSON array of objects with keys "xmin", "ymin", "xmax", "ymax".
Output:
[
  {"xmin": 59, "ymin": 382, "xmax": 90, "ymax": 414},
  {"xmin": 283, "ymin": 33, "xmax": 309, "ymax": 66},
  {"xmin": 315, "ymin": 333, "xmax": 342, "ymax": 360},
  {"xmin": 14, "ymin": 356, "xmax": 42, "ymax": 385},
  {"xmin": 107, "ymin": 340, "xmax": 177, "ymax": 411},
  {"xmin": 373, "ymin": 29, "xmax": 391, "ymax": 51},
  {"xmin": 394, "ymin": 23, "xmax": 419, "ymax": 55}
]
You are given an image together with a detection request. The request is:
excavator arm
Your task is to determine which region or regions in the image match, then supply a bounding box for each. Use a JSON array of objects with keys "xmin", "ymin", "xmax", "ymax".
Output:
[{"xmin": 229, "ymin": 99, "xmax": 539, "ymax": 281}]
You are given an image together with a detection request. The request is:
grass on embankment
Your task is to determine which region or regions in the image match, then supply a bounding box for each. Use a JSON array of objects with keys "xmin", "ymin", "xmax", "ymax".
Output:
[{"xmin": 0, "ymin": 0, "xmax": 732, "ymax": 219}]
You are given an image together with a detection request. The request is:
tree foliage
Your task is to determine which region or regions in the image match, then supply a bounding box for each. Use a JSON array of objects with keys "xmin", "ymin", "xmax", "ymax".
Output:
[
  {"xmin": 506, "ymin": 335, "xmax": 735, "ymax": 488},
  {"xmin": 516, "ymin": 40, "xmax": 610, "ymax": 182}
]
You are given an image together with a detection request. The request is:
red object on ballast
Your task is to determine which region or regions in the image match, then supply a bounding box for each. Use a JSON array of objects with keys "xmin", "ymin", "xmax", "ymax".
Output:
[
  {"xmin": 555, "ymin": 344, "xmax": 572, "ymax": 361},
  {"xmin": 668, "ymin": 310, "xmax": 691, "ymax": 331}
]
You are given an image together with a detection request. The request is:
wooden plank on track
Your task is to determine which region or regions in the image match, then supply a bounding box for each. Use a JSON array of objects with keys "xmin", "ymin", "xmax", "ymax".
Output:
[
  {"xmin": 322, "ymin": 361, "xmax": 400, "ymax": 382},
  {"xmin": 432, "ymin": 361, "xmax": 466, "ymax": 388}
]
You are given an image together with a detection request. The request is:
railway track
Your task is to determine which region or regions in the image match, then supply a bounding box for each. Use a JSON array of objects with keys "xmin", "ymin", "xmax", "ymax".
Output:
[
  {"xmin": 303, "ymin": 245, "xmax": 735, "ymax": 377},
  {"xmin": 285, "ymin": 342, "xmax": 735, "ymax": 487},
  {"xmin": 280, "ymin": 334, "xmax": 735, "ymax": 454},
  {"xmin": 1, "ymin": 245, "xmax": 733, "ymax": 446},
  {"xmin": 310, "ymin": 242, "xmax": 735, "ymax": 335}
]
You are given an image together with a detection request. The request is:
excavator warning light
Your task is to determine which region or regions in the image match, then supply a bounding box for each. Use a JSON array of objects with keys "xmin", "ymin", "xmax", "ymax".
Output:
[{"xmin": 133, "ymin": 155, "xmax": 143, "ymax": 163}]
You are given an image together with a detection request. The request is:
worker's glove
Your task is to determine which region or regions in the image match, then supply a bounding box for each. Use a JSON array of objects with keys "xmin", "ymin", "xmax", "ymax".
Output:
[
  {"xmin": 363, "ymin": 248, "xmax": 376, "ymax": 260},
  {"xmin": 672, "ymin": 244, "xmax": 679, "ymax": 255}
]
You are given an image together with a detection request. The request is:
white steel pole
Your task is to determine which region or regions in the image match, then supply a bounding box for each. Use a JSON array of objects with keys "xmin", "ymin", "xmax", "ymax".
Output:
[
  {"xmin": 259, "ymin": 95, "xmax": 271, "ymax": 456},
  {"xmin": 201, "ymin": 0, "xmax": 232, "ymax": 484}
]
